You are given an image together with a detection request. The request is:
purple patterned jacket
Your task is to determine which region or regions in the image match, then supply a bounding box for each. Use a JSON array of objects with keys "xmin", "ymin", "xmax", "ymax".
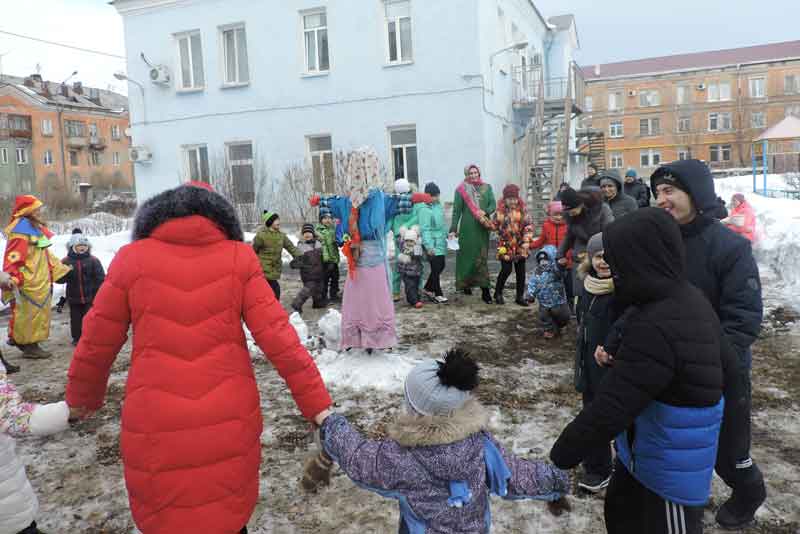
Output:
[{"xmin": 320, "ymin": 400, "xmax": 569, "ymax": 534}]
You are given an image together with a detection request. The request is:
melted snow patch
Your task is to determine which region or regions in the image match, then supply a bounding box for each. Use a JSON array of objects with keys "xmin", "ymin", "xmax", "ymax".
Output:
[
  {"xmin": 317, "ymin": 309, "xmax": 341, "ymax": 346},
  {"xmin": 314, "ymin": 348, "xmax": 424, "ymax": 392},
  {"xmin": 289, "ymin": 312, "xmax": 310, "ymax": 344}
]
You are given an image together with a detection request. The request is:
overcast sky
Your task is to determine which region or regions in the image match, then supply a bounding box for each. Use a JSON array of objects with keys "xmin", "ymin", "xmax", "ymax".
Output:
[
  {"xmin": 1, "ymin": 0, "xmax": 799, "ymax": 96},
  {"xmin": 534, "ymin": 0, "xmax": 800, "ymax": 66}
]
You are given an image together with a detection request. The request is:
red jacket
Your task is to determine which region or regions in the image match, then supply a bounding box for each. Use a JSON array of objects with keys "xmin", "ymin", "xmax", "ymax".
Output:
[
  {"xmin": 66, "ymin": 209, "xmax": 331, "ymax": 534},
  {"xmin": 531, "ymin": 218, "xmax": 573, "ymax": 267},
  {"xmin": 726, "ymin": 201, "xmax": 757, "ymax": 243}
]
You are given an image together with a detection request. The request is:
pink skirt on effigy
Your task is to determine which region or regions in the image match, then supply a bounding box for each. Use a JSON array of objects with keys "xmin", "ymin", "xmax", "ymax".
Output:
[{"xmin": 339, "ymin": 263, "xmax": 398, "ymax": 350}]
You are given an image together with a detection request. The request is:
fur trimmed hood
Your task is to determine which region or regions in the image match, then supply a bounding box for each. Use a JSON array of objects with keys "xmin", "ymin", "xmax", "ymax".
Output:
[
  {"xmin": 388, "ymin": 398, "xmax": 489, "ymax": 447},
  {"xmin": 133, "ymin": 184, "xmax": 244, "ymax": 242}
]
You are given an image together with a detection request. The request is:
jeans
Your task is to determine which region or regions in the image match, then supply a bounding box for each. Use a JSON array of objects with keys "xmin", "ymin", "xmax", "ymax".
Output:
[
  {"xmin": 402, "ymin": 274, "xmax": 421, "ymax": 305},
  {"xmin": 496, "ymin": 259, "xmax": 526, "ymax": 299},
  {"xmin": 424, "ymin": 255, "xmax": 446, "ymax": 296}
]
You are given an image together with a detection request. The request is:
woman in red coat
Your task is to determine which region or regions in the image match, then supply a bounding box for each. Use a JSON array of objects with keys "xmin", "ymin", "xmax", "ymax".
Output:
[
  {"xmin": 65, "ymin": 183, "xmax": 332, "ymax": 534},
  {"xmin": 722, "ymin": 193, "xmax": 757, "ymax": 243}
]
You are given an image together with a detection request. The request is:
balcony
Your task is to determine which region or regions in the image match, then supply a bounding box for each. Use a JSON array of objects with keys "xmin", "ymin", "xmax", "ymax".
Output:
[
  {"xmin": 512, "ymin": 62, "xmax": 586, "ymax": 117},
  {"xmin": 90, "ymin": 136, "xmax": 107, "ymax": 149},
  {"xmin": 0, "ymin": 127, "xmax": 32, "ymax": 139},
  {"xmin": 66, "ymin": 135, "xmax": 88, "ymax": 148}
]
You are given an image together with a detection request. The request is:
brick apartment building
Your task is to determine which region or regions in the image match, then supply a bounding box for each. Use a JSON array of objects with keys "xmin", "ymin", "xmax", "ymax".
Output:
[
  {"xmin": 0, "ymin": 74, "xmax": 133, "ymax": 201},
  {"xmin": 579, "ymin": 40, "xmax": 800, "ymax": 175}
]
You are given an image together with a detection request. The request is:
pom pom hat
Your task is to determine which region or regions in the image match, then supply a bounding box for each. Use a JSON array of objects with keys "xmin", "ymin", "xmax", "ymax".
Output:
[{"xmin": 404, "ymin": 348, "xmax": 479, "ymax": 416}]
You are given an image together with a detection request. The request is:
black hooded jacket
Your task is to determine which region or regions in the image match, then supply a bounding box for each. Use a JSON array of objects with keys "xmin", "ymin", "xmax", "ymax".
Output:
[
  {"xmin": 650, "ymin": 160, "xmax": 762, "ymax": 358},
  {"xmin": 550, "ymin": 208, "xmax": 729, "ymax": 470},
  {"xmin": 58, "ymin": 250, "xmax": 106, "ymax": 305},
  {"xmin": 600, "ymin": 172, "xmax": 639, "ymax": 219},
  {"xmin": 623, "ymin": 178, "xmax": 651, "ymax": 208}
]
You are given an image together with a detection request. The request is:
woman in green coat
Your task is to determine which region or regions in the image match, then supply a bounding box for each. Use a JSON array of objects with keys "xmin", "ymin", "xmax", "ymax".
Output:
[
  {"xmin": 419, "ymin": 182, "xmax": 448, "ymax": 303},
  {"xmin": 448, "ymin": 164, "xmax": 496, "ymax": 304}
]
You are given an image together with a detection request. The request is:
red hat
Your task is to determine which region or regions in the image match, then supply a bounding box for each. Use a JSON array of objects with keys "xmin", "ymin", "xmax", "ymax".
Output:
[
  {"xmin": 502, "ymin": 184, "xmax": 520, "ymax": 199},
  {"xmin": 5, "ymin": 195, "xmax": 44, "ymax": 236},
  {"xmin": 186, "ymin": 181, "xmax": 214, "ymax": 192}
]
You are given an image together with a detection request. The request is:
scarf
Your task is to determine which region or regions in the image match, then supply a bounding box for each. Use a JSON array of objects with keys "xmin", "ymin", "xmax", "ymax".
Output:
[{"xmin": 584, "ymin": 274, "xmax": 615, "ymax": 295}]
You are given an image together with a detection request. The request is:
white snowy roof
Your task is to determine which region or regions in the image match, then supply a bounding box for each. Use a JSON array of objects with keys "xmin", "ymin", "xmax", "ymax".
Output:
[{"xmin": 756, "ymin": 116, "xmax": 800, "ymax": 142}]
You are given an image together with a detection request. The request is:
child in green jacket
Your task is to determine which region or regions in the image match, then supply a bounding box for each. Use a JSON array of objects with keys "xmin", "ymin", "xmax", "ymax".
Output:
[
  {"xmin": 252, "ymin": 211, "xmax": 301, "ymax": 300},
  {"xmin": 315, "ymin": 208, "xmax": 341, "ymax": 302},
  {"xmin": 419, "ymin": 182, "xmax": 449, "ymax": 303}
]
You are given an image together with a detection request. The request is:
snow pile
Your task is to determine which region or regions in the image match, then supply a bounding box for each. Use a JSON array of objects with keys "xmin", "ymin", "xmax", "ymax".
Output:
[
  {"xmin": 314, "ymin": 348, "xmax": 424, "ymax": 392},
  {"xmin": 289, "ymin": 312, "xmax": 310, "ymax": 345},
  {"xmin": 48, "ymin": 212, "xmax": 132, "ymax": 236},
  {"xmin": 714, "ymin": 175, "xmax": 800, "ymax": 310},
  {"xmin": 317, "ymin": 309, "xmax": 342, "ymax": 346}
]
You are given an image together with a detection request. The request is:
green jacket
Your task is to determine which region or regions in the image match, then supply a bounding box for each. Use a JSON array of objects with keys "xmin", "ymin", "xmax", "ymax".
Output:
[
  {"xmin": 252, "ymin": 227, "xmax": 300, "ymax": 280},
  {"xmin": 391, "ymin": 202, "xmax": 427, "ymax": 237},
  {"xmin": 418, "ymin": 201, "xmax": 447, "ymax": 256},
  {"xmin": 315, "ymin": 224, "xmax": 340, "ymax": 264}
]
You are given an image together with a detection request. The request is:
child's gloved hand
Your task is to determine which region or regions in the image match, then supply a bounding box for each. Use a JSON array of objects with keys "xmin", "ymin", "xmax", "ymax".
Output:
[
  {"xmin": 56, "ymin": 296, "xmax": 66, "ymax": 313},
  {"xmin": 546, "ymin": 496, "xmax": 572, "ymax": 517},
  {"xmin": 301, "ymin": 449, "xmax": 334, "ymax": 493}
]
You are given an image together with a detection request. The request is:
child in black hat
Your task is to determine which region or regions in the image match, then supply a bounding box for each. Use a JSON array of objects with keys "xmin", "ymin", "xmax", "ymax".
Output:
[{"xmin": 290, "ymin": 224, "xmax": 326, "ymax": 314}]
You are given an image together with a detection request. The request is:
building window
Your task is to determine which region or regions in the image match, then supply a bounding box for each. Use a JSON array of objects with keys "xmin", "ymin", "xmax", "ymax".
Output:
[
  {"xmin": 41, "ymin": 119, "xmax": 53, "ymax": 136},
  {"xmin": 708, "ymin": 112, "xmax": 732, "ymax": 132},
  {"xmin": 112, "ymin": 151, "xmax": 121, "ymax": 166},
  {"xmin": 0, "ymin": 147, "xmax": 7, "ymax": 165},
  {"xmin": 308, "ymin": 135, "xmax": 334, "ymax": 193},
  {"xmin": 65, "ymin": 120, "xmax": 85, "ymax": 137},
  {"xmin": 176, "ymin": 31, "xmax": 205, "ymax": 90},
  {"xmin": 183, "ymin": 144, "xmax": 210, "ymax": 182},
  {"xmin": 8, "ymin": 115, "xmax": 30, "ymax": 131},
  {"xmin": 609, "ymin": 152, "xmax": 623, "ymax": 169},
  {"xmin": 69, "ymin": 150, "xmax": 79, "ymax": 166},
  {"xmin": 608, "ymin": 91, "xmax": 623, "ymax": 111},
  {"xmin": 786, "ymin": 105, "xmax": 800, "ymax": 118},
  {"xmin": 111, "ymin": 124, "xmax": 121, "ymax": 140},
  {"xmin": 89, "ymin": 150, "xmax": 102, "ymax": 166},
  {"xmin": 785, "ymin": 74, "xmax": 800, "ymax": 95},
  {"xmin": 584, "ymin": 96, "xmax": 593, "ymax": 112},
  {"xmin": 676, "ymin": 85, "xmax": 690, "ymax": 106},
  {"xmin": 43, "ymin": 149, "xmax": 53, "ymax": 166},
  {"xmin": 751, "ymin": 111, "xmax": 766, "ymax": 129},
  {"xmin": 227, "ymin": 142, "xmax": 255, "ymax": 203},
  {"xmin": 677, "ymin": 116, "xmax": 691, "ymax": 133},
  {"xmin": 89, "ymin": 123, "xmax": 98, "ymax": 138},
  {"xmin": 639, "ymin": 117, "xmax": 661, "ymax": 136},
  {"xmin": 609, "ymin": 120, "xmax": 624, "ymax": 138},
  {"xmin": 303, "ymin": 10, "xmax": 329, "ymax": 74},
  {"xmin": 640, "ymin": 149, "xmax": 661, "ymax": 168},
  {"xmin": 385, "ymin": 0, "xmax": 412, "ymax": 64},
  {"xmin": 709, "ymin": 144, "xmax": 732, "ymax": 163},
  {"xmin": 390, "ymin": 127, "xmax": 418, "ymax": 185},
  {"xmin": 72, "ymin": 176, "xmax": 81, "ymax": 193},
  {"xmin": 707, "ymin": 81, "xmax": 731, "ymax": 102},
  {"xmin": 221, "ymin": 24, "xmax": 250, "ymax": 85},
  {"xmin": 677, "ymin": 148, "xmax": 690, "ymax": 161},
  {"xmin": 749, "ymin": 77, "xmax": 766, "ymax": 99},
  {"xmin": 15, "ymin": 147, "xmax": 28, "ymax": 165},
  {"xmin": 638, "ymin": 90, "xmax": 660, "ymax": 107}
]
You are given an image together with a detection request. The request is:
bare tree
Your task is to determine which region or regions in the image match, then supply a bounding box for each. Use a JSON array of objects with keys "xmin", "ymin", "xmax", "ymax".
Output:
[
  {"xmin": 205, "ymin": 148, "xmax": 271, "ymax": 231},
  {"xmin": 277, "ymin": 163, "xmax": 315, "ymax": 224}
]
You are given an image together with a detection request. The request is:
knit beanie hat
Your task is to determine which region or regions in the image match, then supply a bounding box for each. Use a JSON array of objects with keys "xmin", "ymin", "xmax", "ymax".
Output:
[
  {"xmin": 547, "ymin": 201, "xmax": 563, "ymax": 214},
  {"xmin": 402, "ymin": 228, "xmax": 419, "ymax": 242},
  {"xmin": 319, "ymin": 206, "xmax": 333, "ymax": 222},
  {"xmin": 625, "ymin": 169, "xmax": 638, "ymax": 178},
  {"xmin": 502, "ymin": 184, "xmax": 520, "ymax": 199},
  {"xmin": 395, "ymin": 178, "xmax": 411, "ymax": 195},
  {"xmin": 68, "ymin": 228, "xmax": 91, "ymax": 250},
  {"xmin": 263, "ymin": 211, "xmax": 279, "ymax": 227},
  {"xmin": 599, "ymin": 177, "xmax": 617, "ymax": 188},
  {"xmin": 424, "ymin": 182, "xmax": 440, "ymax": 196},
  {"xmin": 651, "ymin": 171, "xmax": 689, "ymax": 195},
  {"xmin": 560, "ymin": 187, "xmax": 582, "ymax": 209},
  {"xmin": 404, "ymin": 349, "xmax": 479, "ymax": 417},
  {"xmin": 301, "ymin": 223, "xmax": 316, "ymax": 236},
  {"xmin": 587, "ymin": 232, "xmax": 604, "ymax": 259}
]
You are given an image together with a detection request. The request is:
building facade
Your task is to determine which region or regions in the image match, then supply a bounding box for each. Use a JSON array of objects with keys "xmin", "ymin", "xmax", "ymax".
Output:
[
  {"xmin": 113, "ymin": 0, "xmax": 579, "ymax": 213},
  {"xmin": 0, "ymin": 75, "xmax": 133, "ymax": 200},
  {"xmin": 580, "ymin": 40, "xmax": 800, "ymax": 176}
]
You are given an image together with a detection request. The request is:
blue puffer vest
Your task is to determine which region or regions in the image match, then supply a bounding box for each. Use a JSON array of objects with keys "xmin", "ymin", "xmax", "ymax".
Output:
[{"xmin": 615, "ymin": 398, "xmax": 724, "ymax": 506}]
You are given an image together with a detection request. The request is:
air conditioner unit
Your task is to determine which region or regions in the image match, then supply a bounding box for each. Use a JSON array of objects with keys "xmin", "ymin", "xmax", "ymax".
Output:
[
  {"xmin": 149, "ymin": 65, "xmax": 171, "ymax": 85},
  {"xmin": 627, "ymin": 90, "xmax": 637, "ymax": 97},
  {"xmin": 697, "ymin": 83, "xmax": 707, "ymax": 91},
  {"xmin": 129, "ymin": 146, "xmax": 152, "ymax": 163}
]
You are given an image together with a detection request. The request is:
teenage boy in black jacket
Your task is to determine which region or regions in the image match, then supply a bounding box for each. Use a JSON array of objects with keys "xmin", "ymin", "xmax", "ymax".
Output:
[{"xmin": 551, "ymin": 208, "xmax": 731, "ymax": 534}]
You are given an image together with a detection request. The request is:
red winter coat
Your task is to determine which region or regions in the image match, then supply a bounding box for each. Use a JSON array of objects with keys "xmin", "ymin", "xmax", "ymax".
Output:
[
  {"xmin": 726, "ymin": 201, "xmax": 757, "ymax": 243},
  {"xmin": 530, "ymin": 218, "xmax": 573, "ymax": 268},
  {"xmin": 66, "ymin": 190, "xmax": 331, "ymax": 534}
]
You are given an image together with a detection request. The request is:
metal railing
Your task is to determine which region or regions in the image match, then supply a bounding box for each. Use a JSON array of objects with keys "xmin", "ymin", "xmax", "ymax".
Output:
[
  {"xmin": 754, "ymin": 189, "xmax": 800, "ymax": 200},
  {"xmin": 512, "ymin": 62, "xmax": 586, "ymax": 111}
]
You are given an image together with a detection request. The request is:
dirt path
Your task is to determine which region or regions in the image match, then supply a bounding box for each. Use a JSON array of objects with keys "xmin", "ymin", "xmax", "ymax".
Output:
[{"xmin": 4, "ymin": 259, "xmax": 799, "ymax": 533}]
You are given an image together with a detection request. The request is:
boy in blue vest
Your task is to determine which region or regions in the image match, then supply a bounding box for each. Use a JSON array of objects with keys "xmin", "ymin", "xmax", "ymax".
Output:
[{"xmin": 550, "ymin": 208, "xmax": 735, "ymax": 534}]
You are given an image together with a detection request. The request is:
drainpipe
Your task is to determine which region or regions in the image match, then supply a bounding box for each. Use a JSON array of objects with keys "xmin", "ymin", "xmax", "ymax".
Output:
[{"xmin": 57, "ymin": 104, "xmax": 68, "ymax": 193}]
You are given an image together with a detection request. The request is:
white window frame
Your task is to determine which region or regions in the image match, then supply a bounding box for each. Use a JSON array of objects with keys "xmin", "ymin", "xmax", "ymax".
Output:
[
  {"xmin": 707, "ymin": 81, "xmax": 731, "ymax": 102},
  {"xmin": 15, "ymin": 147, "xmax": 27, "ymax": 165},
  {"xmin": 89, "ymin": 150, "xmax": 102, "ymax": 166},
  {"xmin": 112, "ymin": 151, "xmax": 121, "ymax": 166},
  {"xmin": 385, "ymin": 1, "xmax": 413, "ymax": 65},
  {"xmin": 608, "ymin": 91, "xmax": 623, "ymax": 112},
  {"xmin": 785, "ymin": 74, "xmax": 800, "ymax": 95},
  {"xmin": 640, "ymin": 149, "xmax": 661, "ymax": 168},
  {"xmin": 110, "ymin": 124, "xmax": 121, "ymax": 140},
  {"xmin": 751, "ymin": 111, "xmax": 766, "ymax": 129},
  {"xmin": 0, "ymin": 147, "xmax": 8, "ymax": 165},
  {"xmin": 749, "ymin": 77, "xmax": 766, "ymax": 99},
  {"xmin": 307, "ymin": 135, "xmax": 334, "ymax": 193},
  {"xmin": 175, "ymin": 30, "xmax": 205, "ymax": 91},
  {"xmin": 89, "ymin": 123, "xmax": 98, "ymax": 138},
  {"xmin": 182, "ymin": 144, "xmax": 210, "ymax": 183},
  {"xmin": 677, "ymin": 116, "xmax": 691, "ymax": 133},
  {"xmin": 639, "ymin": 117, "xmax": 661, "ymax": 136},
  {"xmin": 43, "ymin": 149, "xmax": 53, "ymax": 166},
  {"xmin": 609, "ymin": 120, "xmax": 624, "ymax": 138},
  {"xmin": 302, "ymin": 9, "xmax": 330, "ymax": 75},
  {"xmin": 220, "ymin": 23, "xmax": 250, "ymax": 86},
  {"xmin": 226, "ymin": 141, "xmax": 255, "ymax": 203},
  {"xmin": 41, "ymin": 119, "xmax": 53, "ymax": 136},
  {"xmin": 677, "ymin": 148, "xmax": 690, "ymax": 161},
  {"xmin": 389, "ymin": 125, "xmax": 419, "ymax": 185},
  {"xmin": 584, "ymin": 96, "xmax": 593, "ymax": 112},
  {"xmin": 609, "ymin": 152, "xmax": 624, "ymax": 169},
  {"xmin": 708, "ymin": 112, "xmax": 732, "ymax": 132},
  {"xmin": 69, "ymin": 150, "xmax": 79, "ymax": 167},
  {"xmin": 638, "ymin": 90, "xmax": 660, "ymax": 107},
  {"xmin": 709, "ymin": 144, "xmax": 732, "ymax": 163},
  {"xmin": 676, "ymin": 85, "xmax": 689, "ymax": 106},
  {"xmin": 786, "ymin": 105, "xmax": 800, "ymax": 118}
]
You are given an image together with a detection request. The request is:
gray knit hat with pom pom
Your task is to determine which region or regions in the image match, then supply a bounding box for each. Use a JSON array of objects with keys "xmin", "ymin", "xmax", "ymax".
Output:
[{"xmin": 404, "ymin": 348, "xmax": 479, "ymax": 416}]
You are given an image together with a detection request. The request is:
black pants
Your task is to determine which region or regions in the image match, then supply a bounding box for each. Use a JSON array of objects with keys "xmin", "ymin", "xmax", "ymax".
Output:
[
  {"xmin": 424, "ymin": 255, "xmax": 446, "ymax": 297},
  {"xmin": 292, "ymin": 281, "xmax": 324, "ymax": 311},
  {"xmin": 322, "ymin": 263, "xmax": 340, "ymax": 299},
  {"xmin": 496, "ymin": 259, "xmax": 526, "ymax": 299},
  {"xmin": 402, "ymin": 274, "xmax": 421, "ymax": 305},
  {"xmin": 539, "ymin": 303, "xmax": 570, "ymax": 332},
  {"xmin": 69, "ymin": 302, "xmax": 91, "ymax": 343},
  {"xmin": 605, "ymin": 459, "xmax": 703, "ymax": 534},
  {"xmin": 581, "ymin": 391, "xmax": 613, "ymax": 477},
  {"xmin": 267, "ymin": 279, "xmax": 281, "ymax": 300},
  {"xmin": 562, "ymin": 267, "xmax": 575, "ymax": 312}
]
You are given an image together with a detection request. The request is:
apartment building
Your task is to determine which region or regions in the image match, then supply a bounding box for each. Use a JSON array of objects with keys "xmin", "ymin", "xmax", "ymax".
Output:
[
  {"xmin": 580, "ymin": 40, "xmax": 800, "ymax": 175},
  {"xmin": 112, "ymin": 0, "xmax": 580, "ymax": 208},
  {"xmin": 0, "ymin": 74, "xmax": 133, "ymax": 199}
]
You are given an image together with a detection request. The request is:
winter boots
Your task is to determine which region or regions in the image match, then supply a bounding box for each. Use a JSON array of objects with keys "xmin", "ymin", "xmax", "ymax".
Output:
[
  {"xmin": 493, "ymin": 290, "xmax": 505, "ymax": 305},
  {"xmin": 715, "ymin": 480, "xmax": 767, "ymax": 529},
  {"xmin": 0, "ymin": 351, "xmax": 20, "ymax": 374},
  {"xmin": 17, "ymin": 521, "xmax": 46, "ymax": 534},
  {"xmin": 481, "ymin": 288, "xmax": 493, "ymax": 304},
  {"xmin": 19, "ymin": 343, "xmax": 52, "ymax": 360}
]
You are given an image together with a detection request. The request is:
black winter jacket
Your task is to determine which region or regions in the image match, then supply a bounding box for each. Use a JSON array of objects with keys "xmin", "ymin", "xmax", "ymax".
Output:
[
  {"xmin": 624, "ymin": 179, "xmax": 651, "ymax": 208},
  {"xmin": 551, "ymin": 208, "xmax": 730, "ymax": 470},
  {"xmin": 557, "ymin": 202, "xmax": 614, "ymax": 261},
  {"xmin": 650, "ymin": 159, "xmax": 762, "ymax": 359},
  {"xmin": 292, "ymin": 240, "xmax": 325, "ymax": 283},
  {"xmin": 57, "ymin": 251, "xmax": 105, "ymax": 305},
  {"xmin": 574, "ymin": 276, "xmax": 613, "ymax": 394}
]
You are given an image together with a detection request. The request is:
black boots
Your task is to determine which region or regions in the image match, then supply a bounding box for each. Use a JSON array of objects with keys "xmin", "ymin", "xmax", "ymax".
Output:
[
  {"xmin": 715, "ymin": 480, "xmax": 767, "ymax": 529},
  {"xmin": 17, "ymin": 521, "xmax": 45, "ymax": 534},
  {"xmin": 493, "ymin": 290, "xmax": 505, "ymax": 305},
  {"xmin": 515, "ymin": 288, "xmax": 529, "ymax": 307},
  {"xmin": 0, "ymin": 352, "xmax": 20, "ymax": 374},
  {"xmin": 481, "ymin": 288, "xmax": 493, "ymax": 304}
]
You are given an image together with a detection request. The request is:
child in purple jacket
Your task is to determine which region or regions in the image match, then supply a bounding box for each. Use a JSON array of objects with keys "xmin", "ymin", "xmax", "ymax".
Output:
[{"xmin": 308, "ymin": 349, "xmax": 570, "ymax": 533}]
